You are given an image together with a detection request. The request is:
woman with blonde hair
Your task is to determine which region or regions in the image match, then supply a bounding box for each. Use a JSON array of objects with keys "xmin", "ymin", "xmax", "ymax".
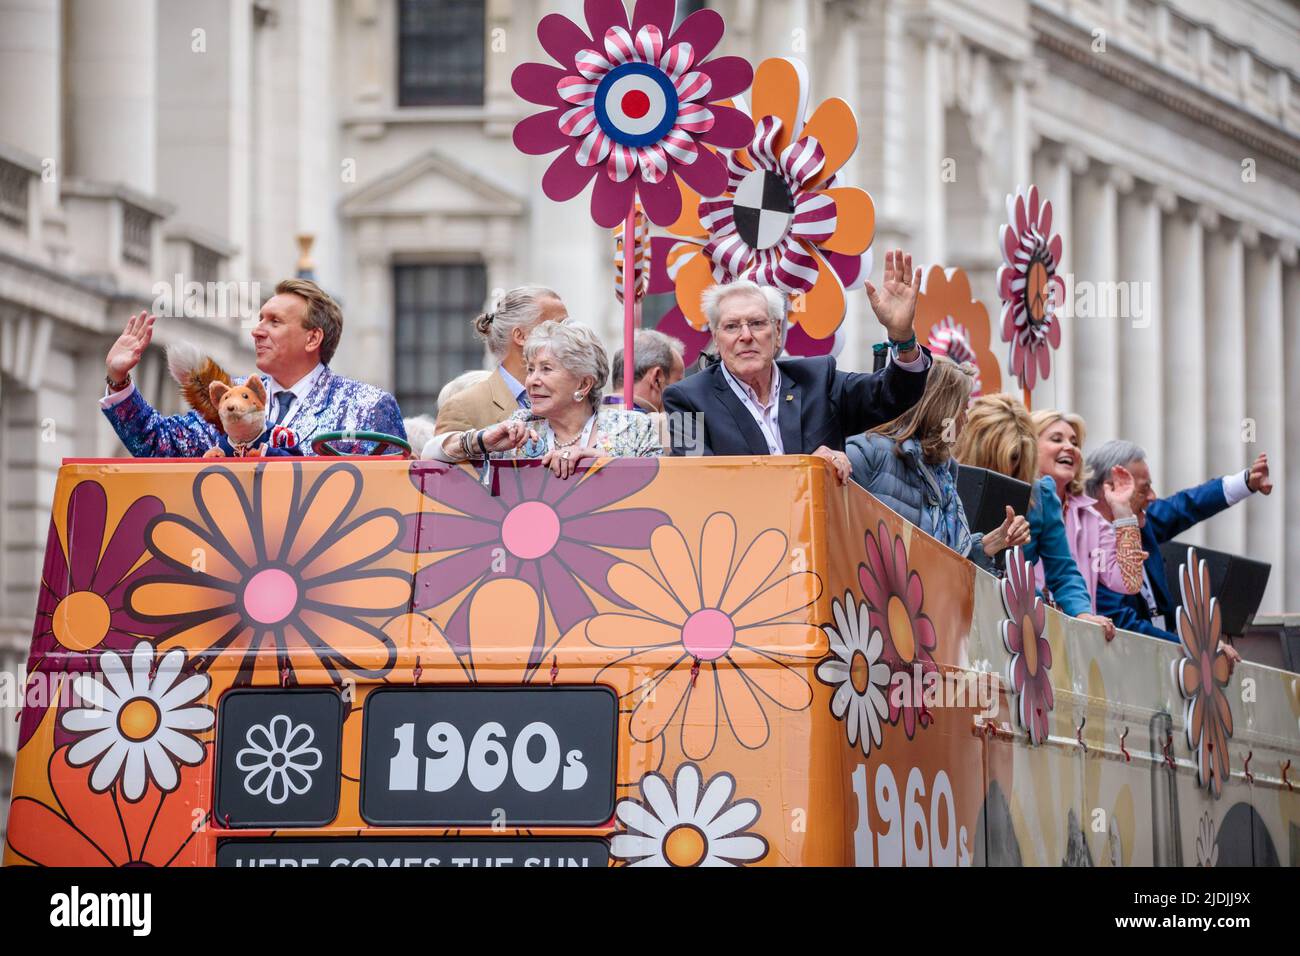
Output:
[
  {"xmin": 424, "ymin": 321, "xmax": 660, "ymax": 478},
  {"xmin": 847, "ymin": 358, "xmax": 1030, "ymax": 566},
  {"xmin": 955, "ymin": 393, "xmax": 1116, "ymax": 640},
  {"xmin": 1031, "ymin": 409, "xmax": 1145, "ymax": 612}
]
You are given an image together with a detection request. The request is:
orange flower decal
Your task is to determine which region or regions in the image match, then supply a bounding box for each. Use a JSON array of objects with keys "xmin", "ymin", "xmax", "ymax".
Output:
[
  {"xmin": 1174, "ymin": 548, "xmax": 1234, "ymax": 798},
  {"xmin": 586, "ymin": 512, "xmax": 825, "ymax": 759},
  {"xmin": 127, "ymin": 463, "xmax": 411, "ymax": 686},
  {"xmin": 6, "ymin": 744, "xmax": 210, "ymax": 866},
  {"xmin": 915, "ymin": 266, "xmax": 1002, "ymax": 397}
]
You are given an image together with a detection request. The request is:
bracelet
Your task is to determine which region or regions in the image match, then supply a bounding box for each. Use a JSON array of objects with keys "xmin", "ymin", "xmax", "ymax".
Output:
[
  {"xmin": 106, "ymin": 372, "xmax": 132, "ymax": 392},
  {"xmin": 476, "ymin": 430, "xmax": 488, "ymax": 456},
  {"xmin": 459, "ymin": 430, "xmax": 475, "ymax": 461},
  {"xmin": 1112, "ymin": 516, "xmax": 1139, "ymax": 529},
  {"xmin": 889, "ymin": 334, "xmax": 918, "ymax": 354}
]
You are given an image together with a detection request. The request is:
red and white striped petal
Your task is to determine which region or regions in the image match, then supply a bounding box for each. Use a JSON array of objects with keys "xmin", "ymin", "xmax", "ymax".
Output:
[
  {"xmin": 634, "ymin": 24, "xmax": 664, "ymax": 64},
  {"xmin": 749, "ymin": 116, "xmax": 783, "ymax": 173},
  {"xmin": 576, "ymin": 47, "xmax": 615, "ymax": 80},
  {"xmin": 557, "ymin": 76, "xmax": 598, "ymax": 106},
  {"xmin": 559, "ymin": 105, "xmax": 598, "ymax": 138},
  {"xmin": 607, "ymin": 143, "xmax": 639, "ymax": 182},
  {"xmin": 674, "ymin": 70, "xmax": 713, "ymax": 103},
  {"xmin": 576, "ymin": 128, "xmax": 613, "ymax": 167},
  {"xmin": 662, "ymin": 129, "xmax": 700, "ymax": 165},
  {"xmin": 659, "ymin": 42, "xmax": 696, "ymax": 81},
  {"xmin": 747, "ymin": 248, "xmax": 779, "ymax": 288},
  {"xmin": 704, "ymin": 233, "xmax": 754, "ymax": 277},
  {"xmin": 698, "ymin": 199, "xmax": 737, "ymax": 238},
  {"xmin": 781, "ymin": 135, "xmax": 827, "ymax": 189},
  {"xmin": 603, "ymin": 26, "xmax": 636, "ymax": 67},
  {"xmin": 790, "ymin": 191, "xmax": 838, "ymax": 244},
  {"xmin": 637, "ymin": 144, "xmax": 671, "ymax": 184},
  {"xmin": 771, "ymin": 239, "xmax": 820, "ymax": 294},
  {"xmin": 675, "ymin": 103, "xmax": 715, "ymax": 135},
  {"xmin": 725, "ymin": 150, "xmax": 752, "ymax": 192}
]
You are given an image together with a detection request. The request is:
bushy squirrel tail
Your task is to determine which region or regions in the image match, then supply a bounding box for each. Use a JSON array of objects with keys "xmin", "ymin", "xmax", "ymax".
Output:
[{"xmin": 167, "ymin": 341, "xmax": 231, "ymax": 427}]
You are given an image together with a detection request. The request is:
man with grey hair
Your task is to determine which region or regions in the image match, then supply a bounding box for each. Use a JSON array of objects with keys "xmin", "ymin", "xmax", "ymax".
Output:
[
  {"xmin": 607, "ymin": 329, "xmax": 686, "ymax": 414},
  {"xmin": 433, "ymin": 284, "xmax": 568, "ymax": 434},
  {"xmin": 662, "ymin": 250, "xmax": 930, "ymax": 482},
  {"xmin": 1090, "ymin": 440, "xmax": 1273, "ymax": 642}
]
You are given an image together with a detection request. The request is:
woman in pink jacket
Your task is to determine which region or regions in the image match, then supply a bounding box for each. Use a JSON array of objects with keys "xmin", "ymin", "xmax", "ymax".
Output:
[{"xmin": 1032, "ymin": 410, "xmax": 1145, "ymax": 615}]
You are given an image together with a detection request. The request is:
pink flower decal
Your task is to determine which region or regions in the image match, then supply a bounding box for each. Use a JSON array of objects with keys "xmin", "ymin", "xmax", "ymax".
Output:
[
  {"xmin": 401, "ymin": 460, "xmax": 669, "ymax": 662},
  {"xmin": 858, "ymin": 522, "xmax": 937, "ymax": 739},
  {"xmin": 1001, "ymin": 545, "xmax": 1053, "ymax": 746},
  {"xmin": 997, "ymin": 185, "xmax": 1064, "ymax": 391},
  {"xmin": 1173, "ymin": 548, "xmax": 1234, "ymax": 798},
  {"xmin": 512, "ymin": 0, "xmax": 753, "ymax": 228}
]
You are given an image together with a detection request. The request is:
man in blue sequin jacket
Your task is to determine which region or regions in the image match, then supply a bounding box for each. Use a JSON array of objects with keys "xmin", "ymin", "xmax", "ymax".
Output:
[{"xmin": 101, "ymin": 278, "xmax": 406, "ymax": 457}]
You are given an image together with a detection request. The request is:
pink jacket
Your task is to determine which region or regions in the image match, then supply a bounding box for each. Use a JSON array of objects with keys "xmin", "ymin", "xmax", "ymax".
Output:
[{"xmin": 1035, "ymin": 492, "xmax": 1140, "ymax": 613}]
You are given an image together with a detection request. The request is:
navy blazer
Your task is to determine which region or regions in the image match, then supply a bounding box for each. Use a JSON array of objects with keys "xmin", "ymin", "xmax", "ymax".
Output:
[
  {"xmin": 1095, "ymin": 477, "xmax": 1231, "ymax": 641},
  {"xmin": 662, "ymin": 354, "xmax": 929, "ymax": 457}
]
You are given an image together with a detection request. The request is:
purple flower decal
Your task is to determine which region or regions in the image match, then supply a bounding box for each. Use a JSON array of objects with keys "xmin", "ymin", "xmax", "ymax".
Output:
[
  {"xmin": 402, "ymin": 460, "xmax": 669, "ymax": 660},
  {"xmin": 511, "ymin": 0, "xmax": 754, "ymax": 228},
  {"xmin": 22, "ymin": 481, "xmax": 170, "ymax": 749}
]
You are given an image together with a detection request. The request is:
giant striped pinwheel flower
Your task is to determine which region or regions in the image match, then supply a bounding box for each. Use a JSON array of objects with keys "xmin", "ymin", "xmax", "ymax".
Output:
[
  {"xmin": 659, "ymin": 58, "xmax": 874, "ymax": 351},
  {"xmin": 916, "ymin": 266, "xmax": 1002, "ymax": 399},
  {"xmin": 512, "ymin": 0, "xmax": 753, "ymax": 228},
  {"xmin": 997, "ymin": 185, "xmax": 1064, "ymax": 391}
]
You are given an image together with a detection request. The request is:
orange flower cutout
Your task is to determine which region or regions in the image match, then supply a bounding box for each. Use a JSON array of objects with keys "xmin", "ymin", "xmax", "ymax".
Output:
[
  {"xmin": 586, "ymin": 512, "xmax": 825, "ymax": 759},
  {"xmin": 127, "ymin": 463, "xmax": 411, "ymax": 686},
  {"xmin": 915, "ymin": 266, "xmax": 1002, "ymax": 397}
]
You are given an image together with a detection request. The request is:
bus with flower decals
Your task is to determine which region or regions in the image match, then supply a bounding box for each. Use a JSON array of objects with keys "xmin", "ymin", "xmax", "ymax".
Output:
[{"xmin": 5, "ymin": 453, "xmax": 1298, "ymax": 868}]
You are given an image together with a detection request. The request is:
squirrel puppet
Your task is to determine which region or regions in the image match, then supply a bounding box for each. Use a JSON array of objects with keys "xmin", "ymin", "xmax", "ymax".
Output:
[{"xmin": 167, "ymin": 343, "xmax": 303, "ymax": 458}]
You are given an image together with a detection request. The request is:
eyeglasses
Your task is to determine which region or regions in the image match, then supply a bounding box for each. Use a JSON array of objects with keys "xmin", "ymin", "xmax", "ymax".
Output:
[{"xmin": 717, "ymin": 318, "xmax": 773, "ymax": 337}]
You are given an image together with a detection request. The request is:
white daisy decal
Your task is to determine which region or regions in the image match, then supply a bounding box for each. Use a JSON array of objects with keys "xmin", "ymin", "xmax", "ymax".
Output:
[
  {"xmin": 816, "ymin": 593, "xmax": 890, "ymax": 756},
  {"xmin": 610, "ymin": 763, "xmax": 768, "ymax": 867},
  {"xmin": 236, "ymin": 714, "xmax": 323, "ymax": 806},
  {"xmin": 62, "ymin": 642, "xmax": 213, "ymax": 801}
]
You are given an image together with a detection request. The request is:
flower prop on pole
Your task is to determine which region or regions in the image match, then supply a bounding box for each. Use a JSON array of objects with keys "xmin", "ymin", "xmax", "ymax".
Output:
[
  {"xmin": 915, "ymin": 265, "xmax": 1002, "ymax": 398},
  {"xmin": 1001, "ymin": 545, "xmax": 1053, "ymax": 746},
  {"xmin": 996, "ymin": 185, "xmax": 1064, "ymax": 406},
  {"xmin": 512, "ymin": 0, "xmax": 754, "ymax": 406},
  {"xmin": 657, "ymin": 57, "xmax": 875, "ymax": 356}
]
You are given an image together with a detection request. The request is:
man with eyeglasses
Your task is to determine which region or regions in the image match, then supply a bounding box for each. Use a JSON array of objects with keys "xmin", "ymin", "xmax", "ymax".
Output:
[{"xmin": 663, "ymin": 250, "xmax": 930, "ymax": 482}]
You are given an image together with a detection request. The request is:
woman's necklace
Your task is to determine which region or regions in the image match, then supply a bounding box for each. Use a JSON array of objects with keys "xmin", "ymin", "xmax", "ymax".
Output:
[{"xmin": 553, "ymin": 431, "xmax": 583, "ymax": 449}]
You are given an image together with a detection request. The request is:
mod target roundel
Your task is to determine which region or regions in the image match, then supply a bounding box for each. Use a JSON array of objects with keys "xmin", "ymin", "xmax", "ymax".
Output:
[{"xmin": 594, "ymin": 62, "xmax": 680, "ymax": 147}]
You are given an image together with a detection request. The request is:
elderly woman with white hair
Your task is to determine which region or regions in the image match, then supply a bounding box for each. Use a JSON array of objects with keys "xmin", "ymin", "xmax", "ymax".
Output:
[{"xmin": 423, "ymin": 321, "xmax": 660, "ymax": 478}]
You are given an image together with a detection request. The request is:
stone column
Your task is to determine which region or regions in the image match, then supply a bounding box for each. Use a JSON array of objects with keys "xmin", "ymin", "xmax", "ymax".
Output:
[
  {"xmin": 1031, "ymin": 142, "xmax": 1086, "ymax": 413},
  {"xmin": 1160, "ymin": 201, "xmax": 1210, "ymax": 542},
  {"xmin": 65, "ymin": 0, "xmax": 158, "ymax": 192},
  {"xmin": 1071, "ymin": 162, "xmax": 1125, "ymax": 439},
  {"xmin": 0, "ymin": 0, "xmax": 61, "ymax": 209},
  {"xmin": 1244, "ymin": 239, "xmax": 1285, "ymax": 612},
  {"xmin": 1283, "ymin": 247, "xmax": 1300, "ymax": 611},
  {"xmin": 1117, "ymin": 183, "xmax": 1171, "ymax": 479},
  {"xmin": 1203, "ymin": 220, "xmax": 1247, "ymax": 555}
]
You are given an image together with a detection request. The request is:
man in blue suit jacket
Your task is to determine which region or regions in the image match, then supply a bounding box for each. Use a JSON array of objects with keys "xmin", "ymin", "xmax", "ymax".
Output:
[
  {"xmin": 1089, "ymin": 440, "xmax": 1273, "ymax": 641},
  {"xmin": 101, "ymin": 279, "xmax": 405, "ymax": 457},
  {"xmin": 663, "ymin": 250, "xmax": 930, "ymax": 475}
]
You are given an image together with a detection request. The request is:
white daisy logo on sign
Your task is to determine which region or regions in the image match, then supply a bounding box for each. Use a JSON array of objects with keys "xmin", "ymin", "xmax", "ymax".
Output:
[
  {"xmin": 815, "ymin": 593, "xmax": 890, "ymax": 756},
  {"xmin": 236, "ymin": 714, "xmax": 323, "ymax": 805},
  {"xmin": 62, "ymin": 642, "xmax": 213, "ymax": 801},
  {"xmin": 610, "ymin": 763, "xmax": 768, "ymax": 868}
]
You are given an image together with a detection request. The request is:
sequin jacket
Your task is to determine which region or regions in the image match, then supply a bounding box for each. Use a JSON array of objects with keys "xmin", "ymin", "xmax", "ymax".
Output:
[{"xmin": 102, "ymin": 367, "xmax": 406, "ymax": 458}]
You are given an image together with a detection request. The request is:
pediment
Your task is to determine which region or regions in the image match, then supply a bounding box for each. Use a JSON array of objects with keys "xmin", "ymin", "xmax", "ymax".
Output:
[{"xmin": 340, "ymin": 148, "xmax": 526, "ymax": 219}]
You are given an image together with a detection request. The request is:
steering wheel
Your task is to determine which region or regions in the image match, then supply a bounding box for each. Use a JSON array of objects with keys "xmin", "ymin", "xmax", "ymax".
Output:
[{"xmin": 311, "ymin": 431, "xmax": 413, "ymax": 459}]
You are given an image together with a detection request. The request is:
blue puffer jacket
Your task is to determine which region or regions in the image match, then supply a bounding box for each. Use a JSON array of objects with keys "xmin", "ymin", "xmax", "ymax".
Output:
[{"xmin": 846, "ymin": 433, "xmax": 989, "ymax": 566}]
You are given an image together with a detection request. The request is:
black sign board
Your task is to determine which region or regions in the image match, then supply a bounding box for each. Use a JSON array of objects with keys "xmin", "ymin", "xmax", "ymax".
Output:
[
  {"xmin": 1159, "ymin": 540, "xmax": 1271, "ymax": 637},
  {"xmin": 957, "ymin": 465, "xmax": 1033, "ymax": 535},
  {"xmin": 216, "ymin": 838, "xmax": 610, "ymax": 868},
  {"xmin": 360, "ymin": 687, "xmax": 617, "ymax": 827},
  {"xmin": 215, "ymin": 689, "xmax": 343, "ymax": 828}
]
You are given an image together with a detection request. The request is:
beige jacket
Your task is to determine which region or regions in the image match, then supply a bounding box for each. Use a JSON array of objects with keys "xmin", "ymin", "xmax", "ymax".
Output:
[{"xmin": 434, "ymin": 369, "xmax": 518, "ymax": 433}]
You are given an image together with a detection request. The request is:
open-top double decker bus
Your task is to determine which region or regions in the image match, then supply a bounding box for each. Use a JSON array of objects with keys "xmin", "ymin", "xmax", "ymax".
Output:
[{"xmin": 5, "ymin": 452, "xmax": 1298, "ymax": 867}]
